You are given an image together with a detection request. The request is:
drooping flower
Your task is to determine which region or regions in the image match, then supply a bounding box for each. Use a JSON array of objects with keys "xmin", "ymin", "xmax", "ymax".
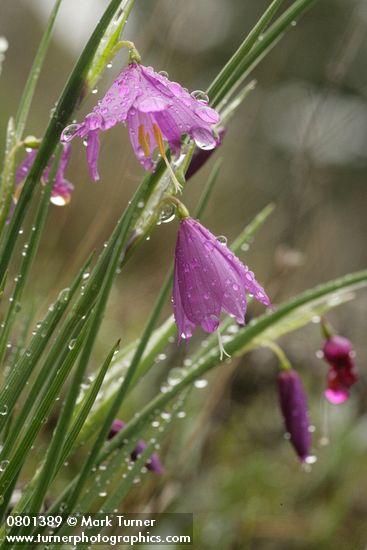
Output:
[
  {"xmin": 322, "ymin": 335, "xmax": 358, "ymax": 404},
  {"xmin": 277, "ymin": 370, "xmax": 311, "ymax": 462},
  {"xmin": 108, "ymin": 419, "xmax": 163, "ymax": 475},
  {"xmin": 15, "ymin": 144, "xmax": 74, "ymax": 207},
  {"xmin": 172, "ymin": 218, "xmax": 271, "ymax": 341},
  {"xmin": 61, "ymin": 63, "xmax": 220, "ymax": 182}
]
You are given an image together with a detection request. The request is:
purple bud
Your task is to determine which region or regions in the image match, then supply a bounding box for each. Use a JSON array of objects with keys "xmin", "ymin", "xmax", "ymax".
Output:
[
  {"xmin": 108, "ymin": 419, "xmax": 125, "ymax": 440},
  {"xmin": 108, "ymin": 420, "xmax": 164, "ymax": 474},
  {"xmin": 131, "ymin": 440, "xmax": 164, "ymax": 475},
  {"xmin": 277, "ymin": 370, "xmax": 311, "ymax": 462},
  {"xmin": 323, "ymin": 335, "xmax": 353, "ymax": 366}
]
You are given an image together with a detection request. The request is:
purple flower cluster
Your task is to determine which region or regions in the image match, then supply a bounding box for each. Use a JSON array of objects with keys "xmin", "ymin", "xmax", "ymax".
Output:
[
  {"xmin": 108, "ymin": 419, "xmax": 163, "ymax": 475},
  {"xmin": 61, "ymin": 63, "xmax": 220, "ymax": 181}
]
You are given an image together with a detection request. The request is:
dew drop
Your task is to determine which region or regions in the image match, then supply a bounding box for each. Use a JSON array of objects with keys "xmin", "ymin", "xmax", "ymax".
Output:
[
  {"xmin": 191, "ymin": 90, "xmax": 209, "ymax": 103},
  {"xmin": 194, "ymin": 379, "xmax": 208, "ymax": 389},
  {"xmin": 68, "ymin": 339, "xmax": 76, "ymax": 350},
  {"xmin": 159, "ymin": 203, "xmax": 176, "ymax": 224},
  {"xmin": 216, "ymin": 235, "xmax": 227, "ymax": 246},
  {"xmin": 0, "ymin": 405, "xmax": 8, "ymax": 416},
  {"xmin": 61, "ymin": 124, "xmax": 80, "ymax": 142},
  {"xmin": 0, "ymin": 460, "xmax": 9, "ymax": 472},
  {"xmin": 167, "ymin": 367, "xmax": 187, "ymax": 386}
]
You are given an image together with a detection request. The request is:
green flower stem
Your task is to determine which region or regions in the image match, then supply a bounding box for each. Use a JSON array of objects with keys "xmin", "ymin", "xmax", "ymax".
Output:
[{"xmin": 259, "ymin": 340, "xmax": 292, "ymax": 370}]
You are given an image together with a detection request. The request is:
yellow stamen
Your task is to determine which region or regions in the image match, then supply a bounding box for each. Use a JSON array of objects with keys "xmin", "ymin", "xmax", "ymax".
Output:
[
  {"xmin": 13, "ymin": 183, "xmax": 24, "ymax": 204},
  {"xmin": 138, "ymin": 124, "xmax": 151, "ymax": 157},
  {"xmin": 153, "ymin": 123, "xmax": 183, "ymax": 194}
]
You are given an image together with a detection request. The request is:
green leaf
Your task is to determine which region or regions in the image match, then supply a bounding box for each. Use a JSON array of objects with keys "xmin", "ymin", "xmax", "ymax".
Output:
[
  {"xmin": 15, "ymin": 0, "xmax": 63, "ymax": 140},
  {"xmin": 0, "ymin": 145, "xmax": 62, "ymax": 366},
  {"xmin": 208, "ymin": 0, "xmax": 285, "ymax": 104}
]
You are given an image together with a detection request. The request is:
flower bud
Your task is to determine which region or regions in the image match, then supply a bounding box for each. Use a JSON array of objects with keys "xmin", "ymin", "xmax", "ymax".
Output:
[
  {"xmin": 278, "ymin": 370, "xmax": 311, "ymax": 462},
  {"xmin": 321, "ymin": 334, "xmax": 358, "ymax": 404}
]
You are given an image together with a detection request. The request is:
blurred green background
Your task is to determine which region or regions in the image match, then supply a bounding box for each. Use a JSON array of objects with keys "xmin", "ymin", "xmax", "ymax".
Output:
[{"xmin": 1, "ymin": 0, "xmax": 367, "ymax": 548}]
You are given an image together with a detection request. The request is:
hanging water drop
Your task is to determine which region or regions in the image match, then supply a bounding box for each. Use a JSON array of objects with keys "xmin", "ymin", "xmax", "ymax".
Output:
[
  {"xmin": 191, "ymin": 90, "xmax": 209, "ymax": 103},
  {"xmin": 68, "ymin": 339, "xmax": 76, "ymax": 350}
]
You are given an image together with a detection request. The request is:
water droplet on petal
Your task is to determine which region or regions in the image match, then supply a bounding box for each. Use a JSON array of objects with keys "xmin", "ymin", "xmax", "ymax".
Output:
[
  {"xmin": 216, "ymin": 235, "xmax": 227, "ymax": 246},
  {"xmin": 61, "ymin": 124, "xmax": 80, "ymax": 142},
  {"xmin": 191, "ymin": 90, "xmax": 209, "ymax": 103}
]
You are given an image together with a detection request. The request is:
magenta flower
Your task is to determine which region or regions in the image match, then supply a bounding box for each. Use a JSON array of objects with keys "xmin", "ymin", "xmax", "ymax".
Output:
[
  {"xmin": 15, "ymin": 144, "xmax": 74, "ymax": 207},
  {"xmin": 322, "ymin": 335, "xmax": 358, "ymax": 404},
  {"xmin": 172, "ymin": 218, "xmax": 271, "ymax": 341},
  {"xmin": 108, "ymin": 419, "xmax": 163, "ymax": 475},
  {"xmin": 61, "ymin": 63, "xmax": 220, "ymax": 181},
  {"xmin": 278, "ymin": 370, "xmax": 311, "ymax": 462}
]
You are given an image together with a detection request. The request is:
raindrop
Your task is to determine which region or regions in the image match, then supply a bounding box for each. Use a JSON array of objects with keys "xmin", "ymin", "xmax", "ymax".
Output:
[
  {"xmin": 0, "ymin": 405, "xmax": 8, "ymax": 416},
  {"xmin": 18, "ymin": 228, "xmax": 24, "ymax": 235},
  {"xmin": 62, "ymin": 124, "xmax": 80, "ymax": 142},
  {"xmin": 159, "ymin": 203, "xmax": 176, "ymax": 225},
  {"xmin": 167, "ymin": 367, "xmax": 187, "ymax": 386},
  {"xmin": 98, "ymin": 491, "xmax": 107, "ymax": 497},
  {"xmin": 216, "ymin": 235, "xmax": 227, "ymax": 246},
  {"xmin": 0, "ymin": 37, "xmax": 8, "ymax": 53},
  {"xmin": 159, "ymin": 70, "xmax": 169, "ymax": 78},
  {"xmin": 194, "ymin": 379, "xmax": 208, "ymax": 389},
  {"xmin": 68, "ymin": 339, "xmax": 76, "ymax": 350},
  {"xmin": 92, "ymin": 88, "xmax": 98, "ymax": 94},
  {"xmin": 161, "ymin": 411, "xmax": 171, "ymax": 421},
  {"xmin": 107, "ymin": 62, "xmax": 113, "ymax": 68},
  {"xmin": 305, "ymin": 455, "xmax": 317, "ymax": 464},
  {"xmin": 308, "ymin": 425, "xmax": 316, "ymax": 433},
  {"xmin": 0, "ymin": 460, "xmax": 9, "ymax": 472},
  {"xmin": 191, "ymin": 90, "xmax": 209, "ymax": 103},
  {"xmin": 315, "ymin": 350, "xmax": 324, "ymax": 359},
  {"xmin": 177, "ymin": 411, "xmax": 186, "ymax": 419}
]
